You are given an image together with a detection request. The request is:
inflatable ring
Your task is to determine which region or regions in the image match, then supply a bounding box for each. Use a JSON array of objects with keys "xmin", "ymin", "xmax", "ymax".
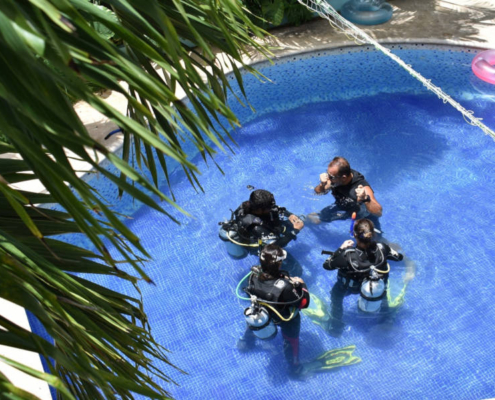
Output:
[
  {"xmin": 341, "ymin": 0, "xmax": 393, "ymax": 26},
  {"xmin": 472, "ymin": 50, "xmax": 495, "ymax": 85},
  {"xmin": 327, "ymin": 0, "xmax": 349, "ymax": 11}
]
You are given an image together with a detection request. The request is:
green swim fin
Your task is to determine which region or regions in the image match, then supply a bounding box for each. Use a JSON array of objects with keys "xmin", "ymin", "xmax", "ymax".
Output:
[{"xmin": 297, "ymin": 345, "xmax": 361, "ymax": 377}]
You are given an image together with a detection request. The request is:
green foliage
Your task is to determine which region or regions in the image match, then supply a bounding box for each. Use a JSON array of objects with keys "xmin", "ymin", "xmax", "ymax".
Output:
[
  {"xmin": 243, "ymin": 0, "xmax": 315, "ymax": 28},
  {"xmin": 0, "ymin": 0, "xmax": 270, "ymax": 398},
  {"xmin": 88, "ymin": 1, "xmax": 119, "ymax": 41},
  {"xmin": 284, "ymin": 0, "xmax": 316, "ymax": 26}
]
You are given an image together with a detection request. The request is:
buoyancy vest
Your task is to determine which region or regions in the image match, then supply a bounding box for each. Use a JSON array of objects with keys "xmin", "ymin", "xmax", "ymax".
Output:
[
  {"xmin": 233, "ymin": 207, "xmax": 283, "ymax": 244},
  {"xmin": 331, "ymin": 169, "xmax": 371, "ymax": 212},
  {"xmin": 341, "ymin": 243, "xmax": 388, "ymax": 280},
  {"xmin": 247, "ymin": 275, "xmax": 296, "ymax": 321}
]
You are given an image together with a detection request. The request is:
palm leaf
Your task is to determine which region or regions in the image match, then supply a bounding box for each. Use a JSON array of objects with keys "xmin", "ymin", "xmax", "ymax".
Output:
[{"xmin": 0, "ymin": 0, "xmax": 271, "ymax": 398}]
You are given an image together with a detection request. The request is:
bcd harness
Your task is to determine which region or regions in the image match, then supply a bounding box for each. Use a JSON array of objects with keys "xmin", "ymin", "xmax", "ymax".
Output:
[
  {"xmin": 340, "ymin": 244, "xmax": 390, "ymax": 293},
  {"xmin": 220, "ymin": 207, "xmax": 287, "ymax": 248}
]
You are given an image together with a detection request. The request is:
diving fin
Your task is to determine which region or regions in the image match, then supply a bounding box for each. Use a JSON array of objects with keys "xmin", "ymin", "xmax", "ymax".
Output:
[
  {"xmin": 302, "ymin": 293, "xmax": 331, "ymax": 330},
  {"xmin": 297, "ymin": 345, "xmax": 361, "ymax": 377},
  {"xmin": 387, "ymin": 282, "xmax": 409, "ymax": 308}
]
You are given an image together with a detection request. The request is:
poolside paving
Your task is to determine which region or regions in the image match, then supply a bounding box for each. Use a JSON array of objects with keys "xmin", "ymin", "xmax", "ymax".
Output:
[{"xmin": 262, "ymin": 0, "xmax": 495, "ymax": 59}]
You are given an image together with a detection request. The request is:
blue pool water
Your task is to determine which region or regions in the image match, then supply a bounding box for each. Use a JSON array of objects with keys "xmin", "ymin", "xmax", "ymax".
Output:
[{"xmin": 31, "ymin": 45, "xmax": 495, "ymax": 399}]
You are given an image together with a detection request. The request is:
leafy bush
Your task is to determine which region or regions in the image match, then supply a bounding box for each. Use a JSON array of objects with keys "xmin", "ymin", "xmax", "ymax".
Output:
[{"xmin": 243, "ymin": 0, "xmax": 316, "ymax": 28}]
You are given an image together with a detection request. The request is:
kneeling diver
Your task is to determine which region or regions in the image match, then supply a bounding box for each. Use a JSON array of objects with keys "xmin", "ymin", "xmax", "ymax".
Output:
[
  {"xmin": 324, "ymin": 218, "xmax": 404, "ymax": 337},
  {"xmin": 219, "ymin": 189, "xmax": 304, "ymax": 274}
]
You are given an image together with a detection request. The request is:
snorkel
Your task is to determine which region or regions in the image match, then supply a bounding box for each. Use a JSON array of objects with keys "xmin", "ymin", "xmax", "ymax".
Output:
[{"xmin": 349, "ymin": 212, "xmax": 357, "ymax": 237}]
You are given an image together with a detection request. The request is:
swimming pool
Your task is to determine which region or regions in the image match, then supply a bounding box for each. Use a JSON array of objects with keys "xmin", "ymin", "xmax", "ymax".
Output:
[{"xmin": 30, "ymin": 44, "xmax": 495, "ymax": 399}]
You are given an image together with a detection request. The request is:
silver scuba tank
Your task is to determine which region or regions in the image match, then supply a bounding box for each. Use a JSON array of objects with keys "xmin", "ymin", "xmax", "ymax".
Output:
[
  {"xmin": 244, "ymin": 304, "xmax": 277, "ymax": 340},
  {"xmin": 219, "ymin": 226, "xmax": 239, "ymax": 242},
  {"xmin": 358, "ymin": 277, "xmax": 385, "ymax": 313}
]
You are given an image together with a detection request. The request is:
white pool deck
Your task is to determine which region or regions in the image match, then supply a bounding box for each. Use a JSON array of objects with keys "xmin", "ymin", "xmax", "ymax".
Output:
[{"xmin": 1, "ymin": 1, "xmax": 494, "ymax": 398}]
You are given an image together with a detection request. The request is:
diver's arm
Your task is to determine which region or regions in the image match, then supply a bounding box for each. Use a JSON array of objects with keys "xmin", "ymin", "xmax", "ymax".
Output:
[
  {"xmin": 268, "ymin": 218, "xmax": 302, "ymax": 247},
  {"xmin": 251, "ymin": 224, "xmax": 274, "ymax": 239},
  {"xmin": 357, "ymin": 186, "xmax": 382, "ymax": 217},
  {"xmin": 272, "ymin": 229, "xmax": 299, "ymax": 247},
  {"xmin": 315, "ymin": 173, "xmax": 331, "ymax": 195},
  {"xmin": 282, "ymin": 280, "xmax": 310, "ymax": 309},
  {"xmin": 323, "ymin": 248, "xmax": 348, "ymax": 270},
  {"xmin": 383, "ymin": 243, "xmax": 404, "ymax": 261},
  {"xmin": 280, "ymin": 208, "xmax": 294, "ymax": 218}
]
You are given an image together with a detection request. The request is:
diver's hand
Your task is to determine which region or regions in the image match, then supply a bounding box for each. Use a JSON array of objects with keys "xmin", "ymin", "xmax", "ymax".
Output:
[
  {"xmin": 340, "ymin": 240, "xmax": 354, "ymax": 249},
  {"xmin": 320, "ymin": 172, "xmax": 330, "ymax": 184},
  {"xmin": 355, "ymin": 185, "xmax": 366, "ymax": 202},
  {"xmin": 290, "ymin": 277, "xmax": 305, "ymax": 285},
  {"xmin": 387, "ymin": 241, "xmax": 403, "ymax": 252},
  {"xmin": 289, "ymin": 214, "xmax": 304, "ymax": 230},
  {"xmin": 317, "ymin": 172, "xmax": 331, "ymax": 193}
]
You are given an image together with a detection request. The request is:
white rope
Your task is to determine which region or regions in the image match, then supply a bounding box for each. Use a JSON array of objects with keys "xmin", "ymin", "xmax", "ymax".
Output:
[{"xmin": 297, "ymin": 0, "xmax": 495, "ymax": 139}]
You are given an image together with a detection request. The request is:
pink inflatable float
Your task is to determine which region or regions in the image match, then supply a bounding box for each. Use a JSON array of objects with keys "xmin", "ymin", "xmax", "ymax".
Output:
[{"xmin": 472, "ymin": 50, "xmax": 495, "ymax": 85}]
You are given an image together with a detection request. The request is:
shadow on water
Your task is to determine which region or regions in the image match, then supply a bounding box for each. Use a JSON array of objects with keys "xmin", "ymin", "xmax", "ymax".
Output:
[
  {"xmin": 349, "ymin": 308, "xmax": 415, "ymax": 350},
  {"xmin": 263, "ymin": 331, "xmax": 332, "ymax": 385}
]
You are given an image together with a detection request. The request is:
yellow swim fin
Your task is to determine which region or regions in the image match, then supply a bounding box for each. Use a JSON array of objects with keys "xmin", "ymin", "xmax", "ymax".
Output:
[
  {"xmin": 302, "ymin": 293, "xmax": 331, "ymax": 330},
  {"xmin": 298, "ymin": 345, "xmax": 361, "ymax": 377},
  {"xmin": 387, "ymin": 282, "xmax": 409, "ymax": 308}
]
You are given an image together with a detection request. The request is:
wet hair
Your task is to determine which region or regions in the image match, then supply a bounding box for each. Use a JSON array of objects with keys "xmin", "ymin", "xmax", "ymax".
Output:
[
  {"xmin": 242, "ymin": 189, "xmax": 275, "ymax": 213},
  {"xmin": 259, "ymin": 244, "xmax": 284, "ymax": 281},
  {"xmin": 329, "ymin": 156, "xmax": 351, "ymax": 177},
  {"xmin": 353, "ymin": 218, "xmax": 375, "ymax": 243}
]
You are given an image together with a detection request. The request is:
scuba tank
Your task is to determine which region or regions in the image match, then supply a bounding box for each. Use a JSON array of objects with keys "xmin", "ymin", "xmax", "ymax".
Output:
[
  {"xmin": 219, "ymin": 207, "xmax": 281, "ymax": 259},
  {"xmin": 244, "ymin": 302, "xmax": 277, "ymax": 340},
  {"xmin": 218, "ymin": 210, "xmax": 250, "ymax": 259},
  {"xmin": 240, "ymin": 264, "xmax": 304, "ymax": 340},
  {"xmin": 218, "ymin": 210, "xmax": 240, "ymax": 242},
  {"xmin": 358, "ymin": 269, "xmax": 386, "ymax": 313}
]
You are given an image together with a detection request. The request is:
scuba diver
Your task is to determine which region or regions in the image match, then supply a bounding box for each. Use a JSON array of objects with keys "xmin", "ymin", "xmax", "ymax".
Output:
[
  {"xmin": 238, "ymin": 245, "xmax": 310, "ymax": 372},
  {"xmin": 307, "ymin": 157, "xmax": 383, "ymax": 235},
  {"xmin": 219, "ymin": 189, "xmax": 304, "ymax": 274},
  {"xmin": 237, "ymin": 245, "xmax": 362, "ymax": 377},
  {"xmin": 323, "ymin": 218, "xmax": 404, "ymax": 337}
]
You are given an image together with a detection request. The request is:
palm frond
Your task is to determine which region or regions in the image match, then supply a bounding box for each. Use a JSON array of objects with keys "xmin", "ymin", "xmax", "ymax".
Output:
[{"xmin": 0, "ymin": 0, "xmax": 270, "ymax": 398}]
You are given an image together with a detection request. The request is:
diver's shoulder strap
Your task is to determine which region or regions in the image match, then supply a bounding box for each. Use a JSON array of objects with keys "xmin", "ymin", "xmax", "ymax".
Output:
[{"xmin": 344, "ymin": 248, "xmax": 373, "ymax": 272}]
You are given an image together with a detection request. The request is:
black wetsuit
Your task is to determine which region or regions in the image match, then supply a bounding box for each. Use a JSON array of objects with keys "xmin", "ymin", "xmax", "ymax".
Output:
[
  {"xmin": 233, "ymin": 205, "xmax": 302, "ymax": 275},
  {"xmin": 319, "ymin": 169, "xmax": 381, "ymax": 232},
  {"xmin": 324, "ymin": 242, "xmax": 403, "ymax": 335},
  {"xmin": 234, "ymin": 205, "xmax": 301, "ymax": 248},
  {"xmin": 242, "ymin": 271, "xmax": 310, "ymax": 367}
]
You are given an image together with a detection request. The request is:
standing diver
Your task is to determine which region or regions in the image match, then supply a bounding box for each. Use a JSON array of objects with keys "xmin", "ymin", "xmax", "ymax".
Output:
[
  {"xmin": 219, "ymin": 189, "xmax": 304, "ymax": 275},
  {"xmin": 307, "ymin": 157, "xmax": 383, "ymax": 235},
  {"xmin": 323, "ymin": 218, "xmax": 404, "ymax": 337},
  {"xmin": 238, "ymin": 245, "xmax": 362, "ymax": 376},
  {"xmin": 238, "ymin": 245, "xmax": 309, "ymax": 373}
]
